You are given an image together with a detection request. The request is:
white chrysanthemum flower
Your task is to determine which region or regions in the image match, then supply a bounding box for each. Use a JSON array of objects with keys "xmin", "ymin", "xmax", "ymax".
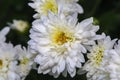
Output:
[
  {"xmin": 28, "ymin": 0, "xmax": 83, "ymax": 18},
  {"xmin": 83, "ymin": 33, "xmax": 117, "ymax": 80},
  {"xmin": 0, "ymin": 43, "xmax": 20, "ymax": 80},
  {"xmin": 28, "ymin": 13, "xmax": 100, "ymax": 78},
  {"xmin": 0, "ymin": 27, "xmax": 34, "ymax": 80},
  {"xmin": 8, "ymin": 20, "xmax": 29, "ymax": 32},
  {"xmin": 0, "ymin": 27, "xmax": 20, "ymax": 80},
  {"xmin": 107, "ymin": 40, "xmax": 120, "ymax": 80},
  {"xmin": 15, "ymin": 45, "xmax": 34, "ymax": 80}
]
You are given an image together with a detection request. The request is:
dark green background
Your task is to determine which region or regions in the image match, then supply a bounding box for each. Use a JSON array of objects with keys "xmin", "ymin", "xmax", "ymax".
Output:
[{"xmin": 0, "ymin": 0, "xmax": 120, "ymax": 80}]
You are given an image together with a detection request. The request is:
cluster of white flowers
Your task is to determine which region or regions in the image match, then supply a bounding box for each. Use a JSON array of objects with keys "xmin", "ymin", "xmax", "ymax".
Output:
[
  {"xmin": 1, "ymin": 0, "xmax": 120, "ymax": 80},
  {"xmin": 28, "ymin": 0, "xmax": 120, "ymax": 80}
]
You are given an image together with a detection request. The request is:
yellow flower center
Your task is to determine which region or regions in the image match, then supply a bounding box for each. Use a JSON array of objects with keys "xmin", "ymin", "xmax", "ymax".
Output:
[
  {"xmin": 50, "ymin": 27, "xmax": 74, "ymax": 45},
  {"xmin": 92, "ymin": 46, "xmax": 104, "ymax": 66},
  {"xmin": 0, "ymin": 59, "xmax": 3, "ymax": 68},
  {"xmin": 20, "ymin": 58, "xmax": 29, "ymax": 65},
  {"xmin": 41, "ymin": 0, "xmax": 58, "ymax": 15}
]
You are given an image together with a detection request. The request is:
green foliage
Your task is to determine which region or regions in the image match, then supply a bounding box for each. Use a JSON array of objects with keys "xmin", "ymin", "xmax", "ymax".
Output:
[{"xmin": 0, "ymin": 0, "xmax": 120, "ymax": 80}]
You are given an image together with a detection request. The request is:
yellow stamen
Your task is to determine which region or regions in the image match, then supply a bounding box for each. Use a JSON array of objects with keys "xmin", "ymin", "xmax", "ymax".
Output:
[
  {"xmin": 51, "ymin": 27, "xmax": 74, "ymax": 45},
  {"xmin": 92, "ymin": 46, "xmax": 104, "ymax": 66},
  {"xmin": 41, "ymin": 0, "xmax": 58, "ymax": 15},
  {"xmin": 20, "ymin": 58, "xmax": 29, "ymax": 65}
]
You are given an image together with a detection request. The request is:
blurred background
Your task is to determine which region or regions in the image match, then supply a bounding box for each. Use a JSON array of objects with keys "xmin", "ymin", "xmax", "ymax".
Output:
[{"xmin": 0, "ymin": 0, "xmax": 120, "ymax": 80}]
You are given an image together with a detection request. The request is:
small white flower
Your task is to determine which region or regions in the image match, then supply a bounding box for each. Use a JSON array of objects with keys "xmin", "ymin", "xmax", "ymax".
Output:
[
  {"xmin": 28, "ymin": 13, "xmax": 100, "ymax": 78},
  {"xmin": 0, "ymin": 28, "xmax": 34, "ymax": 79},
  {"xmin": 28, "ymin": 0, "xmax": 83, "ymax": 18},
  {"xmin": 8, "ymin": 20, "xmax": 29, "ymax": 32},
  {"xmin": 15, "ymin": 45, "xmax": 34, "ymax": 80},
  {"xmin": 0, "ymin": 42, "xmax": 20, "ymax": 80},
  {"xmin": 0, "ymin": 27, "xmax": 21, "ymax": 80},
  {"xmin": 107, "ymin": 40, "xmax": 120, "ymax": 80},
  {"xmin": 83, "ymin": 33, "xmax": 117, "ymax": 80},
  {"xmin": 0, "ymin": 27, "xmax": 35, "ymax": 80}
]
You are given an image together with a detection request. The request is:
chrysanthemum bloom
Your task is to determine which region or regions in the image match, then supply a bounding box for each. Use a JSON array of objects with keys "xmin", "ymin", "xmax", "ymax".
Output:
[
  {"xmin": 28, "ymin": 0, "xmax": 83, "ymax": 18},
  {"xmin": 0, "ymin": 27, "xmax": 20, "ymax": 80},
  {"xmin": 107, "ymin": 40, "xmax": 120, "ymax": 80},
  {"xmin": 28, "ymin": 13, "xmax": 100, "ymax": 78},
  {"xmin": 83, "ymin": 33, "xmax": 117, "ymax": 80},
  {"xmin": 15, "ymin": 45, "xmax": 34, "ymax": 80},
  {"xmin": 8, "ymin": 20, "xmax": 29, "ymax": 33}
]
